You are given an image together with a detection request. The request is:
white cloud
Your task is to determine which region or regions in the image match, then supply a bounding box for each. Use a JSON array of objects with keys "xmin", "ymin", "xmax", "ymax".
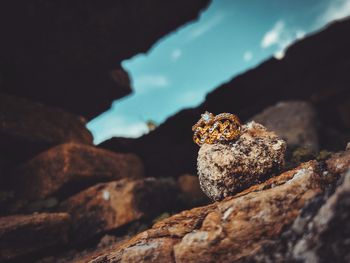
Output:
[
  {"xmin": 87, "ymin": 115, "xmax": 149, "ymax": 144},
  {"xmin": 188, "ymin": 13, "xmax": 224, "ymax": 40},
  {"xmin": 243, "ymin": 51, "xmax": 253, "ymax": 62},
  {"xmin": 261, "ymin": 20, "xmax": 305, "ymax": 60},
  {"xmin": 133, "ymin": 74, "xmax": 169, "ymax": 94},
  {"xmin": 261, "ymin": 21, "xmax": 285, "ymax": 48},
  {"xmin": 317, "ymin": 0, "xmax": 350, "ymax": 26},
  {"xmin": 171, "ymin": 48, "xmax": 182, "ymax": 61}
]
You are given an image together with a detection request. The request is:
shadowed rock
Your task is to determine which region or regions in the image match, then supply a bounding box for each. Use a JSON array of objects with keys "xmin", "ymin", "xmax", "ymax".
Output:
[
  {"xmin": 60, "ymin": 178, "xmax": 178, "ymax": 243},
  {"xmin": 0, "ymin": 93, "xmax": 92, "ymax": 167},
  {"xmin": 14, "ymin": 143, "xmax": 144, "ymax": 200},
  {"xmin": 0, "ymin": 212, "xmax": 70, "ymax": 261},
  {"xmin": 0, "ymin": 0, "xmax": 210, "ymax": 118},
  {"xmin": 252, "ymin": 100, "xmax": 319, "ymax": 152}
]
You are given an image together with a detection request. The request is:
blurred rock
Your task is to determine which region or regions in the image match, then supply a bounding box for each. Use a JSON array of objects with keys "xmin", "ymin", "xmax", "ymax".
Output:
[
  {"xmin": 178, "ymin": 174, "xmax": 209, "ymax": 206},
  {"xmin": 89, "ymin": 161, "xmax": 333, "ymax": 262},
  {"xmin": 292, "ymin": 170, "xmax": 350, "ymax": 263},
  {"xmin": 252, "ymin": 101, "xmax": 319, "ymax": 151},
  {"xmin": 326, "ymin": 146, "xmax": 350, "ymax": 175},
  {"xmin": 0, "ymin": 0, "xmax": 209, "ymax": 118},
  {"xmin": 14, "ymin": 143, "xmax": 144, "ymax": 200},
  {"xmin": 197, "ymin": 121, "xmax": 286, "ymax": 201},
  {"xmin": 0, "ymin": 93, "xmax": 92, "ymax": 166},
  {"xmin": 60, "ymin": 178, "xmax": 178, "ymax": 243},
  {"xmin": 0, "ymin": 212, "xmax": 70, "ymax": 261}
]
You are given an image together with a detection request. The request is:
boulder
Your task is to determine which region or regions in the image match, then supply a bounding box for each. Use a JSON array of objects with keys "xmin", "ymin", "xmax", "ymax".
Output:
[
  {"xmin": 0, "ymin": 93, "xmax": 92, "ymax": 166},
  {"xmin": 197, "ymin": 121, "xmax": 286, "ymax": 200},
  {"xmin": 14, "ymin": 143, "xmax": 144, "ymax": 200},
  {"xmin": 0, "ymin": 212, "xmax": 70, "ymax": 261},
  {"xmin": 60, "ymin": 178, "xmax": 178, "ymax": 243},
  {"xmin": 252, "ymin": 101, "xmax": 319, "ymax": 151}
]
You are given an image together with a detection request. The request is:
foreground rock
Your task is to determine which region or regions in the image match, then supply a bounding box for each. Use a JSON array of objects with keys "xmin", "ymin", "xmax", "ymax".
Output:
[
  {"xmin": 252, "ymin": 101, "xmax": 319, "ymax": 151},
  {"xmin": 60, "ymin": 178, "xmax": 178, "ymax": 243},
  {"xmin": 85, "ymin": 161, "xmax": 333, "ymax": 262},
  {"xmin": 0, "ymin": 212, "xmax": 70, "ymax": 261},
  {"xmin": 14, "ymin": 143, "xmax": 144, "ymax": 200},
  {"xmin": 198, "ymin": 121, "xmax": 286, "ymax": 200},
  {"xmin": 0, "ymin": 93, "xmax": 92, "ymax": 166}
]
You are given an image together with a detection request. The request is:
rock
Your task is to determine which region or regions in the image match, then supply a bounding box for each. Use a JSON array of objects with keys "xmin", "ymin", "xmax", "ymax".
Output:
[
  {"xmin": 292, "ymin": 170, "xmax": 350, "ymax": 263},
  {"xmin": 0, "ymin": 93, "xmax": 92, "ymax": 166},
  {"xmin": 104, "ymin": 17, "xmax": 350, "ymax": 178},
  {"xmin": 326, "ymin": 147, "xmax": 350, "ymax": 175},
  {"xmin": 59, "ymin": 178, "xmax": 178, "ymax": 243},
  {"xmin": 0, "ymin": 0, "xmax": 209, "ymax": 118},
  {"xmin": 0, "ymin": 212, "xmax": 70, "ymax": 261},
  {"xmin": 89, "ymin": 161, "xmax": 332, "ymax": 262},
  {"xmin": 14, "ymin": 143, "xmax": 144, "ymax": 200},
  {"xmin": 197, "ymin": 121, "xmax": 286, "ymax": 201},
  {"xmin": 252, "ymin": 101, "xmax": 319, "ymax": 151},
  {"xmin": 178, "ymin": 174, "xmax": 209, "ymax": 206}
]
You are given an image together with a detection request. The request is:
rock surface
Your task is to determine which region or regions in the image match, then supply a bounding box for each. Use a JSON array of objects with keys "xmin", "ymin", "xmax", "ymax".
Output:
[
  {"xmin": 0, "ymin": 93, "xmax": 92, "ymax": 166},
  {"xmin": 0, "ymin": 0, "xmax": 209, "ymax": 118},
  {"xmin": 14, "ymin": 143, "xmax": 144, "ymax": 200},
  {"xmin": 0, "ymin": 212, "xmax": 70, "ymax": 261},
  {"xmin": 252, "ymin": 100, "xmax": 319, "ymax": 151},
  {"xmin": 101, "ymin": 17, "xmax": 350, "ymax": 178},
  {"xmin": 86, "ymin": 161, "xmax": 331, "ymax": 262},
  {"xmin": 198, "ymin": 121, "xmax": 286, "ymax": 201},
  {"xmin": 60, "ymin": 178, "xmax": 178, "ymax": 243}
]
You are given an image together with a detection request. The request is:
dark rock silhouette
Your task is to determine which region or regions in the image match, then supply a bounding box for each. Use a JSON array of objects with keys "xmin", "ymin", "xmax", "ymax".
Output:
[
  {"xmin": 101, "ymin": 17, "xmax": 350, "ymax": 178},
  {"xmin": 0, "ymin": 0, "xmax": 210, "ymax": 118}
]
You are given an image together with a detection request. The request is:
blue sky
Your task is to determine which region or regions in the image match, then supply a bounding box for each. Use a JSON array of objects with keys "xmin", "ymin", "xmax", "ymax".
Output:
[{"xmin": 88, "ymin": 0, "xmax": 350, "ymax": 144}]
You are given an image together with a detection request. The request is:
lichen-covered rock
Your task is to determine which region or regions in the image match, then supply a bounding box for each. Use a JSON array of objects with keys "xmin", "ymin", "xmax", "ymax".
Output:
[
  {"xmin": 197, "ymin": 121, "xmax": 286, "ymax": 201},
  {"xmin": 326, "ymin": 147, "xmax": 350, "ymax": 175},
  {"xmin": 59, "ymin": 178, "xmax": 178, "ymax": 243},
  {"xmin": 87, "ymin": 161, "xmax": 332, "ymax": 263},
  {"xmin": 252, "ymin": 101, "xmax": 319, "ymax": 151},
  {"xmin": 14, "ymin": 143, "xmax": 144, "ymax": 200},
  {"xmin": 0, "ymin": 212, "xmax": 70, "ymax": 261}
]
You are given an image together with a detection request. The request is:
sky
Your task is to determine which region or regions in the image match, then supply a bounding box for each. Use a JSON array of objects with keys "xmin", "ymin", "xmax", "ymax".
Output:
[{"xmin": 88, "ymin": 0, "xmax": 350, "ymax": 144}]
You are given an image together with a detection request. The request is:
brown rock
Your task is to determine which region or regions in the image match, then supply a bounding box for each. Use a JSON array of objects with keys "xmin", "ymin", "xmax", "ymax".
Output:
[
  {"xmin": 14, "ymin": 143, "xmax": 144, "ymax": 200},
  {"xmin": 326, "ymin": 147, "xmax": 350, "ymax": 175},
  {"xmin": 252, "ymin": 101, "xmax": 319, "ymax": 151},
  {"xmin": 0, "ymin": 93, "xmax": 92, "ymax": 166},
  {"xmin": 197, "ymin": 121, "xmax": 286, "ymax": 201},
  {"xmin": 60, "ymin": 178, "xmax": 178, "ymax": 243},
  {"xmin": 0, "ymin": 212, "xmax": 70, "ymax": 261},
  {"xmin": 89, "ymin": 161, "xmax": 333, "ymax": 262},
  {"xmin": 178, "ymin": 174, "xmax": 208, "ymax": 206}
]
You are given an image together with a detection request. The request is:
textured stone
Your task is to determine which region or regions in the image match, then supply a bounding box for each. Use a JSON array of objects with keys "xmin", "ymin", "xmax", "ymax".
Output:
[
  {"xmin": 252, "ymin": 101, "xmax": 319, "ymax": 151},
  {"xmin": 86, "ymin": 161, "xmax": 333, "ymax": 262},
  {"xmin": 60, "ymin": 178, "xmax": 178, "ymax": 243},
  {"xmin": 197, "ymin": 121, "xmax": 286, "ymax": 201},
  {"xmin": 0, "ymin": 93, "xmax": 92, "ymax": 172},
  {"xmin": 326, "ymin": 147, "xmax": 350, "ymax": 175},
  {"xmin": 0, "ymin": 212, "xmax": 70, "ymax": 261},
  {"xmin": 14, "ymin": 143, "xmax": 144, "ymax": 200}
]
